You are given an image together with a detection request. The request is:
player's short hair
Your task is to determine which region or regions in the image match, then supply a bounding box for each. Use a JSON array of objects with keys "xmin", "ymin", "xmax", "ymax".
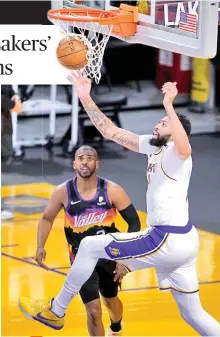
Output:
[
  {"xmin": 177, "ymin": 113, "xmax": 191, "ymax": 136},
  {"xmin": 74, "ymin": 145, "xmax": 99, "ymax": 159}
]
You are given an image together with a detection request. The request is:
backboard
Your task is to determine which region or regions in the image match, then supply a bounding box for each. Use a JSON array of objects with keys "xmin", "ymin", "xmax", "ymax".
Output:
[
  {"xmin": 51, "ymin": 0, "xmax": 106, "ymax": 10},
  {"xmin": 108, "ymin": 1, "xmax": 219, "ymax": 58},
  {"xmin": 50, "ymin": 0, "xmax": 219, "ymax": 58}
]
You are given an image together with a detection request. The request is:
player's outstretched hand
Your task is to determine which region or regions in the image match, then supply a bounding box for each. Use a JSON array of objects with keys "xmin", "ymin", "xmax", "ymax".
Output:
[
  {"xmin": 162, "ymin": 82, "xmax": 178, "ymax": 106},
  {"xmin": 12, "ymin": 100, "xmax": 22, "ymax": 114},
  {"xmin": 67, "ymin": 70, "xmax": 91, "ymax": 99},
  {"xmin": 35, "ymin": 247, "xmax": 49, "ymax": 270},
  {"xmin": 11, "ymin": 94, "xmax": 21, "ymax": 103},
  {"xmin": 11, "ymin": 95, "xmax": 22, "ymax": 114},
  {"xmin": 113, "ymin": 263, "xmax": 129, "ymax": 283}
]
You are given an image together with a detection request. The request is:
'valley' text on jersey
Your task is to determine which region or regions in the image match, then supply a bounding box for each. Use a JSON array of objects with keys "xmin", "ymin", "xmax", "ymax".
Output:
[{"xmin": 64, "ymin": 177, "xmax": 118, "ymax": 259}]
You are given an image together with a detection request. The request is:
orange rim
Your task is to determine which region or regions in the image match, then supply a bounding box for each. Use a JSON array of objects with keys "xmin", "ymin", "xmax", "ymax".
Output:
[
  {"xmin": 48, "ymin": 4, "xmax": 139, "ymax": 37},
  {"xmin": 48, "ymin": 8, "xmax": 119, "ymax": 25}
]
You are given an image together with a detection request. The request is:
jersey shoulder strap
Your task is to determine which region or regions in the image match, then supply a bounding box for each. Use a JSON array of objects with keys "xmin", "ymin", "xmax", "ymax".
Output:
[
  {"xmin": 98, "ymin": 177, "xmax": 112, "ymax": 207},
  {"xmin": 98, "ymin": 177, "xmax": 105, "ymax": 192},
  {"xmin": 66, "ymin": 178, "xmax": 78, "ymax": 203}
]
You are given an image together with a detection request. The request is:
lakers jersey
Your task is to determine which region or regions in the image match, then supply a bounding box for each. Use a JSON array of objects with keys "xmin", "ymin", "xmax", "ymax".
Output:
[
  {"xmin": 139, "ymin": 135, "xmax": 192, "ymax": 228},
  {"xmin": 64, "ymin": 177, "xmax": 119, "ymax": 259}
]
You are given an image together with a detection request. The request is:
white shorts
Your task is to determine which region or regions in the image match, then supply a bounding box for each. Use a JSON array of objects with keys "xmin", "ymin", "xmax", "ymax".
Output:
[{"xmin": 103, "ymin": 222, "xmax": 200, "ymax": 293}]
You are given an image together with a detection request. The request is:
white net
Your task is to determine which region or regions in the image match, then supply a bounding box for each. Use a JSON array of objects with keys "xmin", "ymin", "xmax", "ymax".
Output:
[{"xmin": 49, "ymin": 16, "xmax": 112, "ymax": 84}]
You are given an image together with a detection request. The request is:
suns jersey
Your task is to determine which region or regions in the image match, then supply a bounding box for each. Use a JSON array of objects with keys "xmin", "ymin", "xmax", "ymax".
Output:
[
  {"xmin": 139, "ymin": 135, "xmax": 192, "ymax": 228},
  {"xmin": 64, "ymin": 177, "xmax": 119, "ymax": 258}
]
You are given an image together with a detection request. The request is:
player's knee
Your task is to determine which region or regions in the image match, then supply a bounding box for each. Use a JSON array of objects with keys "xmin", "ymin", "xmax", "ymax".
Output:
[
  {"xmin": 85, "ymin": 301, "xmax": 102, "ymax": 324},
  {"xmin": 79, "ymin": 235, "xmax": 105, "ymax": 255},
  {"xmin": 180, "ymin": 306, "xmax": 203, "ymax": 324},
  {"xmin": 180, "ymin": 308, "xmax": 191, "ymax": 323},
  {"xmin": 79, "ymin": 236, "xmax": 93, "ymax": 252},
  {"xmin": 103, "ymin": 296, "xmax": 121, "ymax": 311}
]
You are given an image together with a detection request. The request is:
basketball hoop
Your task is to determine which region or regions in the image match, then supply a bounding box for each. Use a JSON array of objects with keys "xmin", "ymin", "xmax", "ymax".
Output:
[{"xmin": 48, "ymin": 5, "xmax": 138, "ymax": 83}]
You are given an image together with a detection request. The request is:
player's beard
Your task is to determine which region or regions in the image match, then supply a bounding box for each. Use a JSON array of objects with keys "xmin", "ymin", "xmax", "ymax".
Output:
[{"xmin": 149, "ymin": 135, "xmax": 170, "ymax": 147}]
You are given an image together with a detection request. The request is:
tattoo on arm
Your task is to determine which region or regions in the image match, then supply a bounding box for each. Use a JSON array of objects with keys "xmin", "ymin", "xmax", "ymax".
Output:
[
  {"xmin": 81, "ymin": 97, "xmax": 139, "ymax": 152},
  {"xmin": 81, "ymin": 98, "xmax": 114, "ymax": 137},
  {"xmin": 112, "ymin": 131, "xmax": 139, "ymax": 152}
]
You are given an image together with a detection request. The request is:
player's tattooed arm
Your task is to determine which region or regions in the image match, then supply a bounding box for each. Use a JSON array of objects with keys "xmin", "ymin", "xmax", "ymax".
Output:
[
  {"xmin": 80, "ymin": 97, "xmax": 114, "ymax": 136},
  {"xmin": 68, "ymin": 70, "xmax": 140, "ymax": 152},
  {"xmin": 111, "ymin": 129, "xmax": 139, "ymax": 152},
  {"xmin": 81, "ymin": 97, "xmax": 140, "ymax": 152}
]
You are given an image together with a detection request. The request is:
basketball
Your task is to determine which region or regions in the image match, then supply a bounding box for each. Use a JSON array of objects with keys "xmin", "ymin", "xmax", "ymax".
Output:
[{"xmin": 56, "ymin": 36, "xmax": 88, "ymax": 70}]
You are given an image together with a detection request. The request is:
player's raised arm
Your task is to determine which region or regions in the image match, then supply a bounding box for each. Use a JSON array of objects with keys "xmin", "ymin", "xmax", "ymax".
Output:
[
  {"xmin": 162, "ymin": 82, "xmax": 191, "ymax": 160},
  {"xmin": 67, "ymin": 70, "xmax": 140, "ymax": 152},
  {"xmin": 107, "ymin": 181, "xmax": 141, "ymax": 233}
]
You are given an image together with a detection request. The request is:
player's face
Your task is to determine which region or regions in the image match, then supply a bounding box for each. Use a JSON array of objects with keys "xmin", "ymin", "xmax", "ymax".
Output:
[
  {"xmin": 150, "ymin": 116, "xmax": 172, "ymax": 147},
  {"xmin": 73, "ymin": 151, "xmax": 99, "ymax": 178}
]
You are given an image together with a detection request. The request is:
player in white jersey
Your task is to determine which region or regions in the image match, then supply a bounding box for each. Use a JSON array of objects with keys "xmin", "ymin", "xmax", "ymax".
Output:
[{"xmin": 18, "ymin": 72, "xmax": 220, "ymax": 335}]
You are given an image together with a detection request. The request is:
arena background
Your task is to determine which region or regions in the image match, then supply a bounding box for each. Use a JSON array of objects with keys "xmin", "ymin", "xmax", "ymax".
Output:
[{"xmin": 1, "ymin": 1, "xmax": 220, "ymax": 336}]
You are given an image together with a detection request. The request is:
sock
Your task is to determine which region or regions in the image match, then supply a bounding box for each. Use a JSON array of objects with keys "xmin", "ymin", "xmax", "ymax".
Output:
[
  {"xmin": 50, "ymin": 299, "xmax": 64, "ymax": 318},
  {"xmin": 110, "ymin": 318, "xmax": 122, "ymax": 332}
]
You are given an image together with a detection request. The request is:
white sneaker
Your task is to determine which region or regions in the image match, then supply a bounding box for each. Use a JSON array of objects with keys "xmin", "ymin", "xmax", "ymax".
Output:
[{"xmin": 1, "ymin": 210, "xmax": 14, "ymax": 220}]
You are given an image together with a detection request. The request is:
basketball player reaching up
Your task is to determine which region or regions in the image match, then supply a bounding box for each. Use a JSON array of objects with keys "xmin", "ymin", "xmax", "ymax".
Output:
[
  {"xmin": 18, "ymin": 72, "xmax": 220, "ymax": 336},
  {"xmin": 19, "ymin": 145, "xmax": 140, "ymax": 336}
]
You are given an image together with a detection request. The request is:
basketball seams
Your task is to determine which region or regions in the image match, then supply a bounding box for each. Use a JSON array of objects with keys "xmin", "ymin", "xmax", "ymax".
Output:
[
  {"xmin": 56, "ymin": 37, "xmax": 88, "ymax": 70},
  {"xmin": 58, "ymin": 39, "xmax": 87, "ymax": 51},
  {"xmin": 57, "ymin": 49, "xmax": 87, "ymax": 59}
]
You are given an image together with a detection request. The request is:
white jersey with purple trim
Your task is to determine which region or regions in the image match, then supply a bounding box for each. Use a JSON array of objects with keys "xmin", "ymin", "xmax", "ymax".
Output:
[{"xmin": 139, "ymin": 135, "xmax": 192, "ymax": 228}]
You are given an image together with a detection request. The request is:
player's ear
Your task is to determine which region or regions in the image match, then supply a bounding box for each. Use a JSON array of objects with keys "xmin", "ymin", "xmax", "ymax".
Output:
[
  {"xmin": 96, "ymin": 160, "xmax": 100, "ymax": 169},
  {"xmin": 73, "ymin": 160, "xmax": 76, "ymax": 170}
]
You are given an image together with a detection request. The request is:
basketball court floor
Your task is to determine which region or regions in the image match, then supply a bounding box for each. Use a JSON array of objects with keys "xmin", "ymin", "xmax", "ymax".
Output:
[{"xmin": 2, "ymin": 135, "xmax": 220, "ymax": 337}]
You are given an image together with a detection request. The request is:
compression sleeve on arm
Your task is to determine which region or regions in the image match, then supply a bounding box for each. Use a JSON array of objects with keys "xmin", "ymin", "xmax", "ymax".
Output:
[{"xmin": 119, "ymin": 203, "xmax": 141, "ymax": 233}]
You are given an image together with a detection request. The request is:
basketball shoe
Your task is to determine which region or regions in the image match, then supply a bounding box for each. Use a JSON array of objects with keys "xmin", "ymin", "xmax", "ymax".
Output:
[{"xmin": 18, "ymin": 297, "xmax": 64, "ymax": 330}]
